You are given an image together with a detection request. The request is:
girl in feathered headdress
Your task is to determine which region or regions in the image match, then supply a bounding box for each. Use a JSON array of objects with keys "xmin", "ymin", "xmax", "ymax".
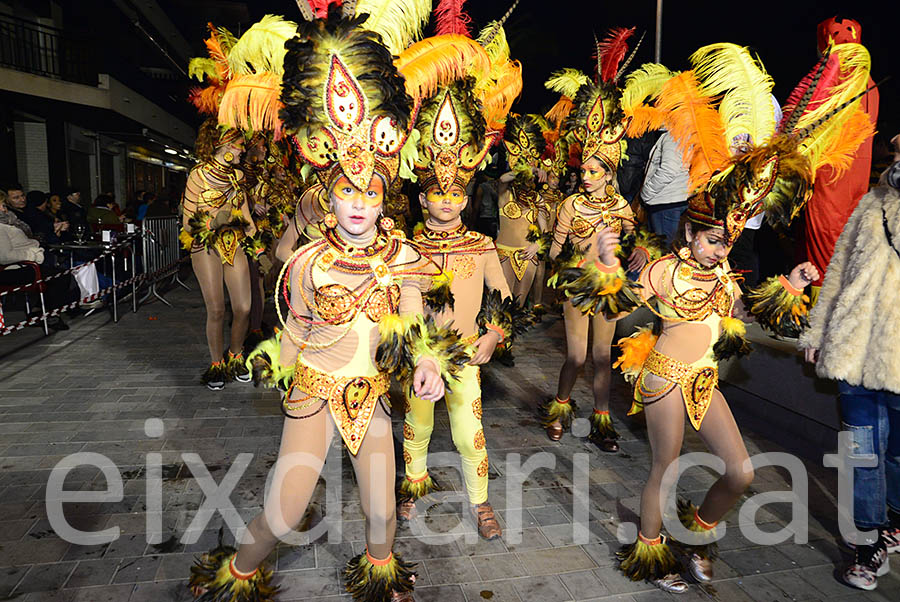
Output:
[
  {"xmin": 554, "ymin": 39, "xmax": 873, "ymax": 593},
  {"xmin": 539, "ymin": 28, "xmax": 661, "ymax": 455},
  {"xmin": 187, "ymin": 5, "xmax": 471, "ymax": 602}
]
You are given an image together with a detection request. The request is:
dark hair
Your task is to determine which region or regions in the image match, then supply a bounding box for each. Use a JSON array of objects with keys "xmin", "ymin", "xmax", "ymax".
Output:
[
  {"xmin": 670, "ymin": 210, "xmax": 718, "ymax": 254},
  {"xmin": 93, "ymin": 193, "xmax": 114, "ymax": 208},
  {"xmin": 194, "ymin": 118, "xmax": 220, "ymax": 163},
  {"xmin": 5, "ymin": 183, "xmax": 23, "ymax": 193},
  {"xmin": 65, "ymin": 187, "xmax": 81, "ymax": 197},
  {"xmin": 25, "ymin": 190, "xmax": 47, "ymax": 209}
]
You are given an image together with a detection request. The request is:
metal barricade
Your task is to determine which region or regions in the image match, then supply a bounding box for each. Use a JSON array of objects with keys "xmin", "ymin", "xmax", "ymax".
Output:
[{"xmin": 141, "ymin": 216, "xmax": 189, "ymax": 306}]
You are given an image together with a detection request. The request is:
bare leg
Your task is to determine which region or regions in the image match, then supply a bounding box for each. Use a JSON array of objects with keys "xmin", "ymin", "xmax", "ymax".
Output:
[
  {"xmin": 589, "ymin": 314, "xmax": 616, "ymax": 412},
  {"xmin": 233, "ymin": 405, "xmax": 335, "ymax": 573},
  {"xmin": 531, "ymin": 261, "xmax": 546, "ymax": 306},
  {"xmin": 222, "ymin": 251, "xmax": 252, "ymax": 355},
  {"xmin": 500, "ymin": 260, "xmax": 519, "ymax": 306},
  {"xmin": 556, "ymin": 301, "xmax": 590, "ymax": 402},
  {"xmin": 639, "ymin": 384, "xmax": 686, "ymax": 539},
  {"xmin": 191, "ymin": 249, "xmax": 226, "ymax": 363},
  {"xmin": 348, "ymin": 403, "xmax": 398, "ymax": 560},
  {"xmin": 247, "ymin": 258, "xmax": 264, "ymax": 333},
  {"xmin": 513, "ymin": 262, "xmax": 538, "ymax": 307},
  {"xmin": 695, "ymin": 391, "xmax": 754, "ymax": 522}
]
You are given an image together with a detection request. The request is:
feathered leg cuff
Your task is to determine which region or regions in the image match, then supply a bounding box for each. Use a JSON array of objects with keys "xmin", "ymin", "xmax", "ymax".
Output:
[
  {"xmin": 201, "ymin": 360, "xmax": 227, "ymax": 385},
  {"xmin": 343, "ymin": 550, "xmax": 416, "ymax": 602},
  {"xmin": 745, "ymin": 275, "xmax": 810, "ymax": 338},
  {"xmin": 398, "ymin": 473, "xmax": 440, "ymax": 502},
  {"xmin": 246, "ymin": 332, "xmax": 294, "ymax": 391},
  {"xmin": 674, "ymin": 498, "xmax": 719, "ymax": 560},
  {"xmin": 554, "ymin": 259, "xmax": 642, "ymax": 317},
  {"xmin": 539, "ymin": 397, "xmax": 577, "ymax": 429},
  {"xmin": 616, "ymin": 532, "xmax": 680, "ymax": 581},
  {"xmin": 376, "ymin": 315, "xmax": 470, "ymax": 394},
  {"xmin": 589, "ymin": 410, "xmax": 620, "ymax": 442},
  {"xmin": 188, "ymin": 545, "xmax": 278, "ymax": 602}
]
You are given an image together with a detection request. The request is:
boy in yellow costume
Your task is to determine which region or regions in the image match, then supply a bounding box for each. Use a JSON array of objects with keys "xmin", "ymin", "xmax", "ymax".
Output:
[{"xmin": 397, "ymin": 75, "xmax": 523, "ymax": 539}]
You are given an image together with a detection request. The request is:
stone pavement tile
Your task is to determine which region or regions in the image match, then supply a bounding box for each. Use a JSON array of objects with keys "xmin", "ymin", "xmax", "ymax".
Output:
[
  {"xmin": 154, "ymin": 552, "xmax": 195, "ymax": 581},
  {"xmin": 129, "ymin": 580, "xmax": 194, "ymax": 602},
  {"xmin": 718, "ymin": 545, "xmax": 796, "ymax": 575},
  {"xmin": 69, "ymin": 584, "xmax": 134, "ymax": 601},
  {"xmin": 473, "ymin": 552, "xmax": 529, "ymax": 581},
  {"xmin": 511, "ymin": 575, "xmax": 574, "ymax": 601},
  {"xmin": 696, "ymin": 579, "xmax": 755, "ymax": 602},
  {"xmin": 0, "ymin": 518, "xmax": 37, "ymax": 541},
  {"xmin": 62, "ymin": 543, "xmax": 110, "ymax": 561},
  {"xmin": 764, "ymin": 570, "xmax": 829, "ymax": 600},
  {"xmin": 560, "ymin": 568, "xmax": 612, "ymax": 600},
  {"xmin": 286, "ymin": 596, "xmax": 351, "ymax": 602},
  {"xmin": 422, "ymin": 556, "xmax": 479, "ymax": 586},
  {"xmin": 313, "ymin": 542, "xmax": 357, "ymax": 569},
  {"xmin": 111, "ymin": 555, "xmax": 161, "ymax": 584},
  {"xmin": 103, "ymin": 534, "xmax": 152, "ymax": 559},
  {"xmin": 275, "ymin": 567, "xmax": 343, "ymax": 599},
  {"xmin": 528, "ymin": 504, "xmax": 572, "ymax": 526},
  {"xmin": 276, "ymin": 544, "xmax": 316, "ymax": 572},
  {"xmin": 20, "ymin": 591, "xmax": 75, "ymax": 601},
  {"xmin": 0, "ymin": 537, "xmax": 69, "ymax": 566},
  {"xmin": 517, "ymin": 545, "xmax": 597, "ymax": 576},
  {"xmin": 64, "ymin": 557, "xmax": 122, "ymax": 588},
  {"xmin": 797, "ymin": 564, "xmax": 866, "ymax": 598},
  {"xmin": 775, "ymin": 538, "xmax": 844, "ymax": 568},
  {"xmin": 580, "ymin": 542, "xmax": 620, "ymax": 568},
  {"xmin": 0, "ymin": 565, "xmax": 29, "ymax": 597},
  {"xmin": 631, "ymin": 587, "xmax": 709, "ymax": 601},
  {"xmin": 412, "ymin": 584, "xmax": 466, "ymax": 602},
  {"xmin": 456, "ymin": 532, "xmax": 508, "ymax": 556},
  {"xmin": 590, "ymin": 565, "xmax": 657, "ymax": 595},
  {"xmin": 392, "ymin": 534, "xmax": 462, "ymax": 561},
  {"xmin": 460, "ymin": 578, "xmax": 523, "ymax": 602},
  {"xmin": 503, "ymin": 527, "xmax": 551, "ymax": 552},
  {"xmin": 13, "ymin": 562, "xmax": 75, "ymax": 594}
]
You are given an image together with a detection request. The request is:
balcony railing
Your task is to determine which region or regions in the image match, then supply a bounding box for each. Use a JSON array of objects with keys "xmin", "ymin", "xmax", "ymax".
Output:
[{"xmin": 0, "ymin": 14, "xmax": 97, "ymax": 86}]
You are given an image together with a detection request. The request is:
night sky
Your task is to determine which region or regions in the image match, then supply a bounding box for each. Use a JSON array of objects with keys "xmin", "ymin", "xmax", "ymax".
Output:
[{"xmin": 249, "ymin": 1, "xmax": 896, "ymax": 136}]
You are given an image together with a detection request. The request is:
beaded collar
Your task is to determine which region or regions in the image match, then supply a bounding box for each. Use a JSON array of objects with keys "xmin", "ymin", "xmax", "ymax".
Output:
[
  {"xmin": 578, "ymin": 187, "xmax": 619, "ymax": 211},
  {"xmin": 414, "ymin": 223, "xmax": 491, "ymax": 255},
  {"xmin": 320, "ymin": 227, "xmax": 401, "ymax": 272}
]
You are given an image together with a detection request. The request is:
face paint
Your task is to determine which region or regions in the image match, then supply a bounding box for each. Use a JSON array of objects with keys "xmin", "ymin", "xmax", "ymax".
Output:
[
  {"xmin": 421, "ymin": 184, "xmax": 467, "ymax": 224},
  {"xmin": 425, "ymin": 186, "xmax": 466, "ymax": 205},
  {"xmin": 330, "ymin": 175, "xmax": 385, "ymax": 236},
  {"xmin": 333, "ymin": 175, "xmax": 385, "ymax": 207},
  {"xmin": 580, "ymin": 157, "xmax": 608, "ymax": 193}
]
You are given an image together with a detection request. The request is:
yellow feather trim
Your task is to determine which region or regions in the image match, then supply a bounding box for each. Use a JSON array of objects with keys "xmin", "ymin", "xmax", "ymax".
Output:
[
  {"xmin": 544, "ymin": 68, "xmax": 589, "ymax": 99},
  {"xmin": 356, "ymin": 0, "xmax": 432, "ymax": 57},
  {"xmin": 613, "ymin": 326, "xmax": 658, "ymax": 383},
  {"xmin": 227, "ymin": 14, "xmax": 298, "ymax": 76}
]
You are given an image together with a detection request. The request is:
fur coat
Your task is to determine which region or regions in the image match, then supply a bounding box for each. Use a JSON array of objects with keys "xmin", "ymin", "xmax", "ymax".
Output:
[{"xmin": 799, "ymin": 183, "xmax": 900, "ymax": 393}]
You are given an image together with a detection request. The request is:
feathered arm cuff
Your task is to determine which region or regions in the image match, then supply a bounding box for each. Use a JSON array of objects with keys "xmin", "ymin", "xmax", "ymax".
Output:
[
  {"xmin": 185, "ymin": 210, "xmax": 216, "ymax": 248},
  {"xmin": 376, "ymin": 314, "xmax": 471, "ymax": 393},
  {"xmin": 553, "ymin": 259, "xmax": 642, "ymax": 317},
  {"xmin": 617, "ymin": 228, "xmax": 667, "ymax": 264},
  {"xmin": 240, "ymin": 232, "xmax": 267, "ymax": 259},
  {"xmin": 476, "ymin": 288, "xmax": 536, "ymax": 347},
  {"xmin": 744, "ymin": 275, "xmax": 810, "ymax": 338},
  {"xmin": 526, "ymin": 223, "xmax": 552, "ymax": 260},
  {"xmin": 546, "ymin": 238, "xmax": 582, "ymax": 289},
  {"xmin": 423, "ymin": 269, "xmax": 455, "ymax": 312},
  {"xmin": 247, "ymin": 332, "xmax": 294, "ymax": 391}
]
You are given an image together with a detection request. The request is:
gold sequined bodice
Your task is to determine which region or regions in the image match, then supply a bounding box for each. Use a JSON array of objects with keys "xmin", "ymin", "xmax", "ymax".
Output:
[{"xmin": 314, "ymin": 283, "xmax": 401, "ymax": 325}]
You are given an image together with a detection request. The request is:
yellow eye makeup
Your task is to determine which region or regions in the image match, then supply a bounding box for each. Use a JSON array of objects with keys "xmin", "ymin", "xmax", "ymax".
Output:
[
  {"xmin": 426, "ymin": 189, "xmax": 466, "ymax": 205},
  {"xmin": 332, "ymin": 176, "xmax": 384, "ymax": 206}
]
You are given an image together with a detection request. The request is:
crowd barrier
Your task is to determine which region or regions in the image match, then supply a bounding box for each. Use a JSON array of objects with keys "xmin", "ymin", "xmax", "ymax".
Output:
[
  {"xmin": 0, "ymin": 227, "xmax": 190, "ymax": 335},
  {"xmin": 141, "ymin": 216, "xmax": 191, "ymax": 306}
]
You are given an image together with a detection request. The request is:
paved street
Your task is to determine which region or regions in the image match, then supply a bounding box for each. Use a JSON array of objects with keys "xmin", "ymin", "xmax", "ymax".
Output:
[{"xmin": 1, "ymin": 282, "xmax": 899, "ymax": 602}]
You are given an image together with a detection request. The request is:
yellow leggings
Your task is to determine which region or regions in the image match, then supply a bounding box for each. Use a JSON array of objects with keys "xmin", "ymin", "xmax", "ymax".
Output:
[{"xmin": 403, "ymin": 364, "xmax": 489, "ymax": 504}]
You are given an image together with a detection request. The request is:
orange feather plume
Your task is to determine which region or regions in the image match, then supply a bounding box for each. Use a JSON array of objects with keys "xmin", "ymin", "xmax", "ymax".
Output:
[
  {"xmin": 545, "ymin": 96, "xmax": 574, "ymax": 130},
  {"xmin": 189, "ymin": 85, "xmax": 225, "ymax": 115},
  {"xmin": 480, "ymin": 59, "xmax": 523, "ymax": 130},
  {"xmin": 816, "ymin": 107, "xmax": 876, "ymax": 182},
  {"xmin": 626, "ymin": 106, "xmax": 667, "ymax": 137},
  {"xmin": 656, "ymin": 72, "xmax": 730, "ymax": 193},
  {"xmin": 395, "ymin": 34, "xmax": 491, "ymax": 101},
  {"xmin": 218, "ymin": 73, "xmax": 284, "ymax": 138}
]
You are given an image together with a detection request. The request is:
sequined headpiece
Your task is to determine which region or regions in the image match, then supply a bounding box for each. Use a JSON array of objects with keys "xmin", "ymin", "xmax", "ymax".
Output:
[
  {"xmin": 503, "ymin": 114, "xmax": 547, "ymax": 171},
  {"xmin": 568, "ymin": 83, "xmax": 628, "ymax": 172},
  {"xmin": 414, "ymin": 80, "xmax": 495, "ymax": 193},
  {"xmin": 280, "ymin": 14, "xmax": 414, "ymax": 191}
]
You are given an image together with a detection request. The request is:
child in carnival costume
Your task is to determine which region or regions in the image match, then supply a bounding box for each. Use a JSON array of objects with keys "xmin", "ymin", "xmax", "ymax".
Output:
[
  {"xmin": 188, "ymin": 4, "xmax": 470, "ymax": 602},
  {"xmin": 552, "ymin": 41, "xmax": 873, "ymax": 592},
  {"xmin": 388, "ymin": 1, "xmax": 528, "ymax": 540},
  {"xmin": 539, "ymin": 29, "xmax": 660, "ymax": 451}
]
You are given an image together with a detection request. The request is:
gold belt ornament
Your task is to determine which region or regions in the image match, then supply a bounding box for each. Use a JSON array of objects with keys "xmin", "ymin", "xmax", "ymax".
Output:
[
  {"xmin": 290, "ymin": 363, "xmax": 390, "ymax": 455},
  {"xmin": 496, "ymin": 245, "xmax": 533, "ymax": 281},
  {"xmin": 633, "ymin": 349, "xmax": 718, "ymax": 431}
]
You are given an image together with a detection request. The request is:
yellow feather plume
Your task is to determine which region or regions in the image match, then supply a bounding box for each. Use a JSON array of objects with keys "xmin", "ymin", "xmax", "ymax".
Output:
[
  {"xmin": 656, "ymin": 72, "xmax": 731, "ymax": 193},
  {"xmin": 227, "ymin": 15, "xmax": 298, "ymax": 76},
  {"xmin": 545, "ymin": 68, "xmax": 589, "ymax": 99},
  {"xmin": 480, "ymin": 60, "xmax": 523, "ymax": 130},
  {"xmin": 395, "ymin": 35, "xmax": 492, "ymax": 101},
  {"xmin": 814, "ymin": 107, "xmax": 876, "ymax": 180},
  {"xmin": 476, "ymin": 20, "xmax": 510, "ymax": 65},
  {"xmin": 621, "ymin": 64, "xmax": 674, "ymax": 137},
  {"xmin": 796, "ymin": 43, "xmax": 872, "ymax": 172},
  {"xmin": 356, "ymin": 0, "xmax": 432, "ymax": 56},
  {"xmin": 218, "ymin": 72, "xmax": 284, "ymax": 134},
  {"xmin": 189, "ymin": 57, "xmax": 218, "ymax": 82},
  {"xmin": 689, "ymin": 43, "xmax": 775, "ymax": 147}
]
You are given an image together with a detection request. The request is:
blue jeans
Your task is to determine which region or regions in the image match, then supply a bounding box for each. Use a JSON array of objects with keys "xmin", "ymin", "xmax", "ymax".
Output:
[
  {"xmin": 646, "ymin": 202, "xmax": 687, "ymax": 245},
  {"xmin": 838, "ymin": 381, "xmax": 900, "ymax": 529}
]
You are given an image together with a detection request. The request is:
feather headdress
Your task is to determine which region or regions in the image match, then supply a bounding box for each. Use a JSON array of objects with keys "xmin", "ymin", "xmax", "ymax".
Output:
[
  {"xmin": 187, "ymin": 24, "xmax": 238, "ymax": 115},
  {"xmin": 354, "ymin": 0, "xmax": 432, "ymax": 56},
  {"xmin": 280, "ymin": 13, "xmax": 414, "ymax": 190},
  {"xmin": 620, "ymin": 63, "xmax": 674, "ymax": 136}
]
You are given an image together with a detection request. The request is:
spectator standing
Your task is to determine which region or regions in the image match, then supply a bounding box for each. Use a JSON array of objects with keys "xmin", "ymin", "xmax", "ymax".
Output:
[
  {"xmin": 60, "ymin": 188, "xmax": 88, "ymax": 231},
  {"xmin": 799, "ymin": 137, "xmax": 900, "ymax": 591},
  {"xmin": 640, "ymin": 130, "xmax": 691, "ymax": 244}
]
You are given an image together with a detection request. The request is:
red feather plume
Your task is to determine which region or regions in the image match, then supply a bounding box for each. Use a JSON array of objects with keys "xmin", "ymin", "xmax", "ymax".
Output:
[
  {"xmin": 597, "ymin": 27, "xmax": 635, "ymax": 84},
  {"xmin": 308, "ymin": 0, "xmax": 343, "ymax": 19},
  {"xmin": 434, "ymin": 0, "xmax": 472, "ymax": 37},
  {"xmin": 779, "ymin": 53, "xmax": 840, "ymax": 132}
]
